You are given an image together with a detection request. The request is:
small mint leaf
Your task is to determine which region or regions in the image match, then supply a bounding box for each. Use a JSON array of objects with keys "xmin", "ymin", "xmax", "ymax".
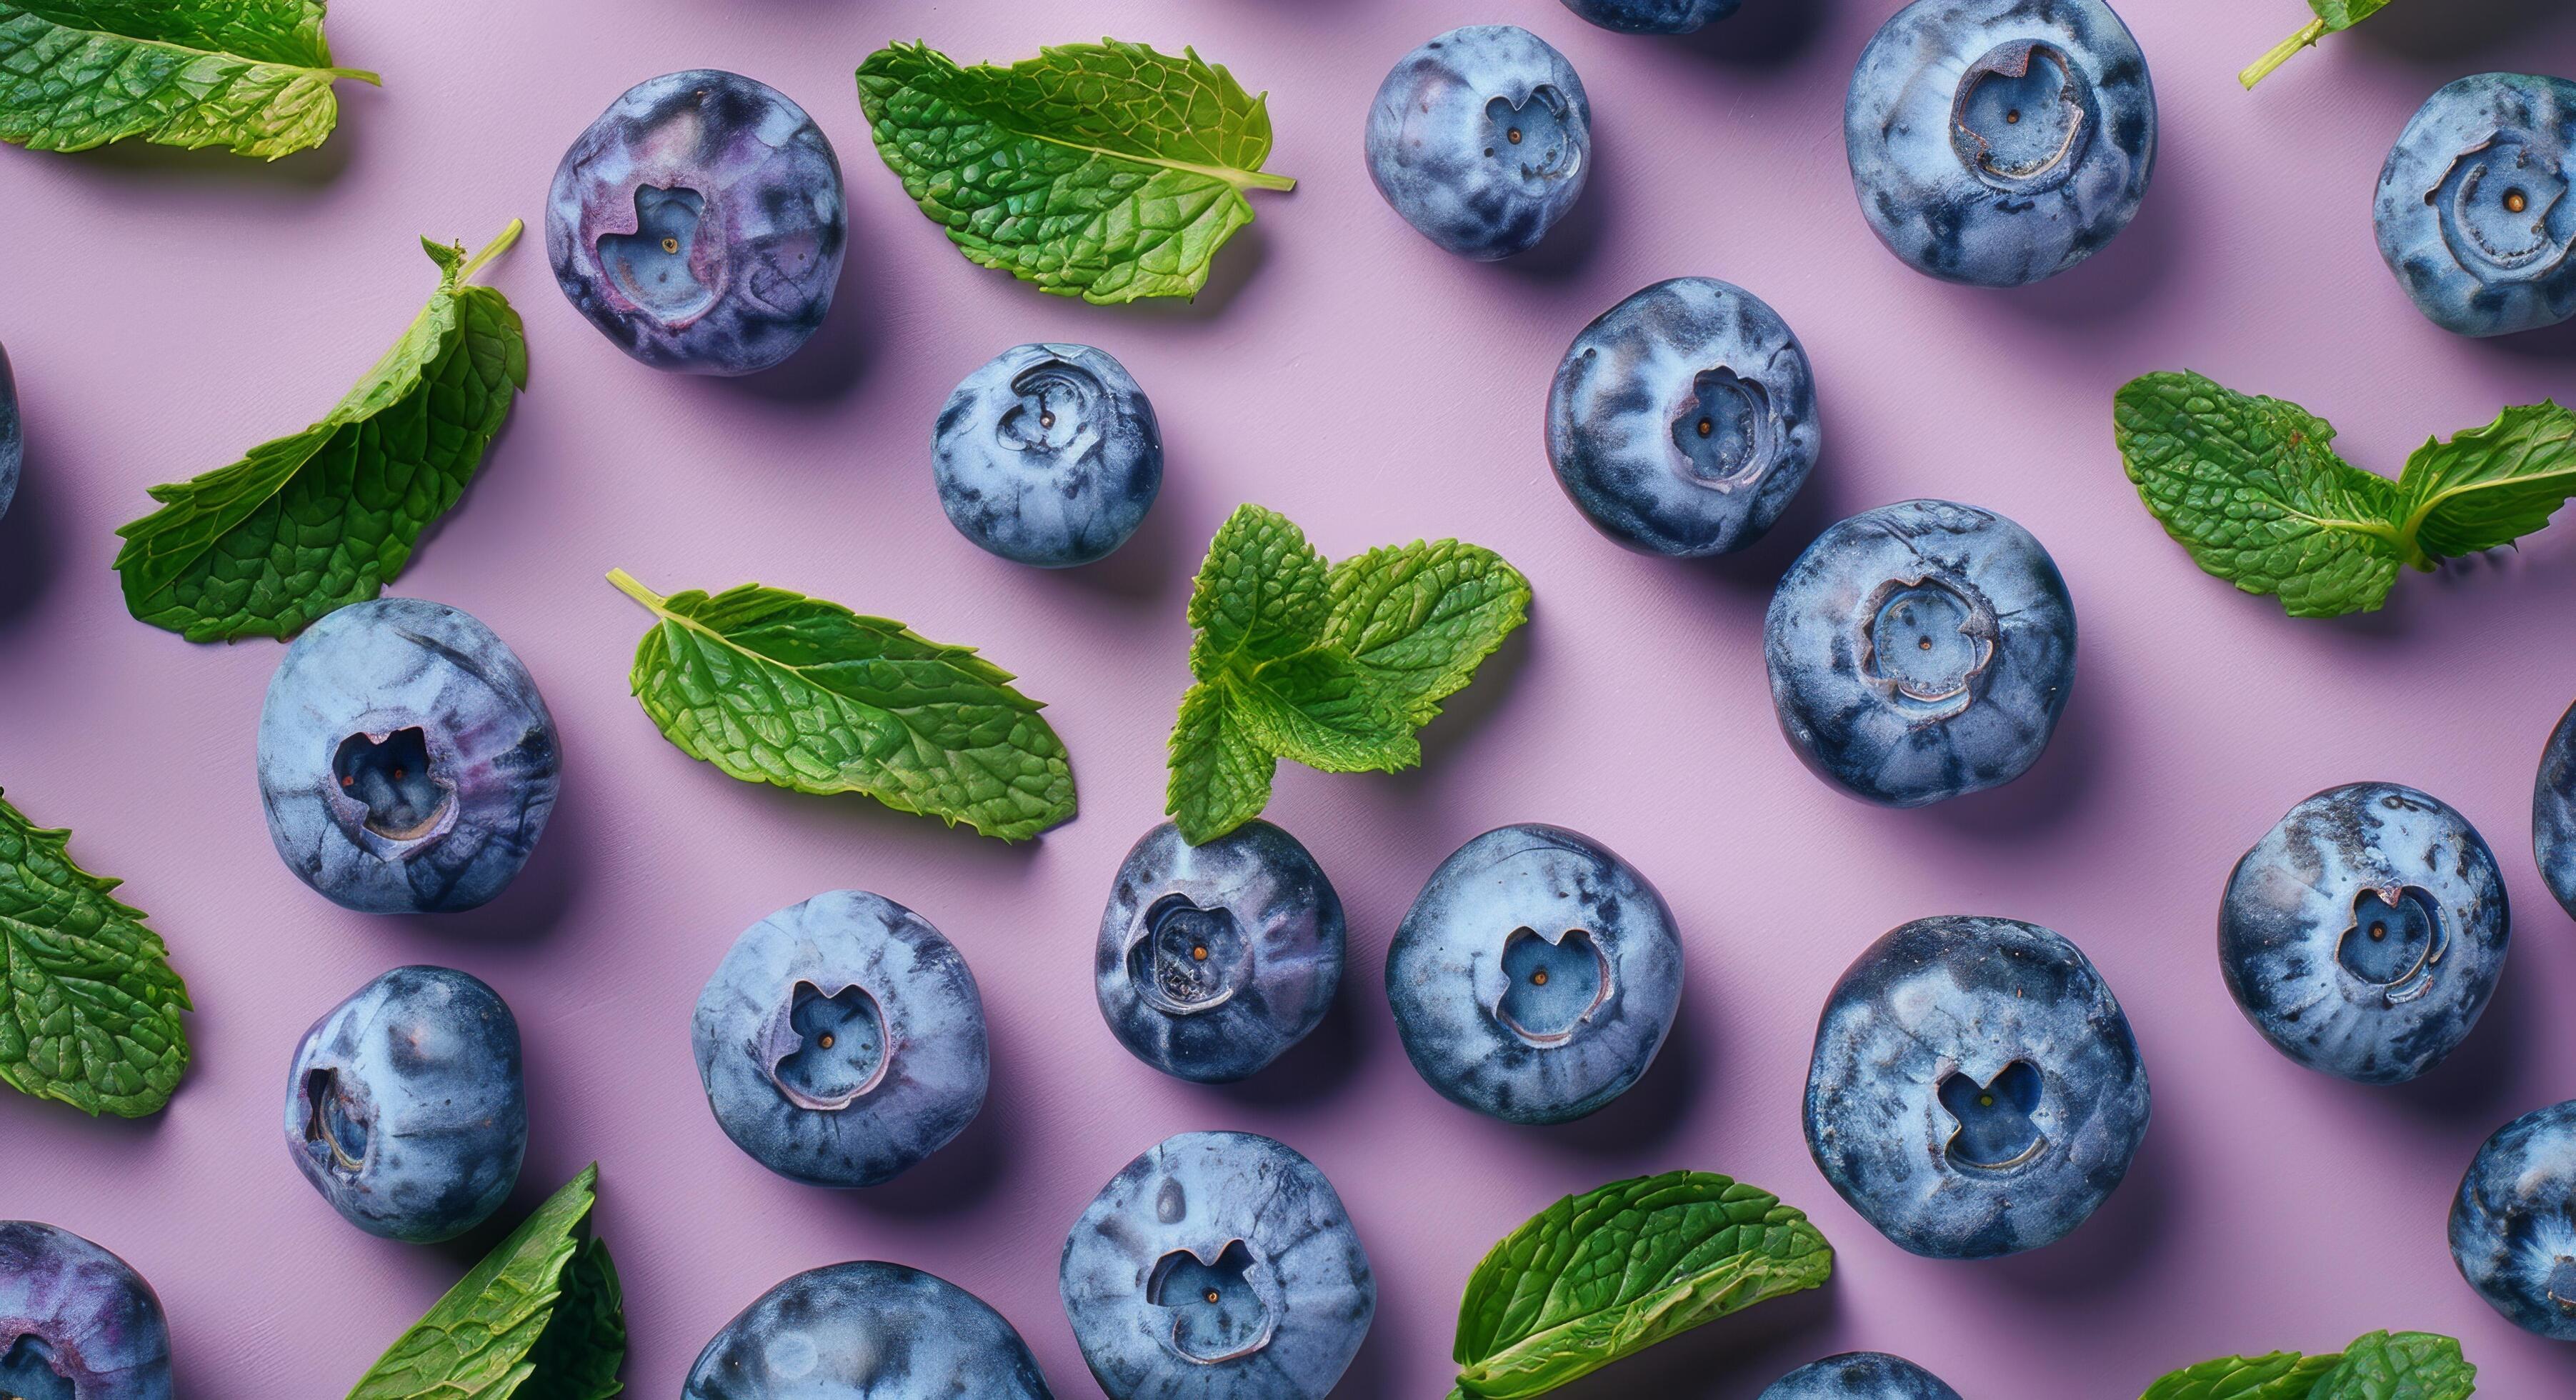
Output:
[
  {"xmin": 2140, "ymin": 1351, "xmax": 2342, "ymax": 1400},
  {"xmin": 1167, "ymin": 683, "xmax": 1275, "ymax": 845},
  {"xmin": 1229, "ymin": 657, "xmax": 1419, "ymax": 774},
  {"xmin": 2310, "ymin": 1332, "xmax": 2474, "ymax": 1400},
  {"xmin": 1324, "ymin": 538, "xmax": 1531, "ymax": 723},
  {"xmin": 2392, "ymin": 401, "xmax": 2576, "ymax": 561},
  {"xmin": 1188, "ymin": 504, "xmax": 1330, "ymax": 681}
]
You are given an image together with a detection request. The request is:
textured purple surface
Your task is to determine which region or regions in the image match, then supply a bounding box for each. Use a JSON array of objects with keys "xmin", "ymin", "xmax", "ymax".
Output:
[{"xmin": 6, "ymin": 1, "xmax": 2576, "ymax": 1395}]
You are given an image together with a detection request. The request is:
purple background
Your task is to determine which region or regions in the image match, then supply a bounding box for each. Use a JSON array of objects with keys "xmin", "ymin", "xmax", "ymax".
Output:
[{"xmin": 7, "ymin": 0, "xmax": 2576, "ymax": 1394}]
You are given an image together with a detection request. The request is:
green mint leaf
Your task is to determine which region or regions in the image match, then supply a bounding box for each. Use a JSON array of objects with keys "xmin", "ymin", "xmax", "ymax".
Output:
[
  {"xmin": 1227, "ymin": 655, "xmax": 1419, "ymax": 774},
  {"xmin": 2392, "ymin": 401, "xmax": 2576, "ymax": 559},
  {"xmin": 0, "ymin": 788, "xmax": 191, "ymax": 1118},
  {"xmin": 1166, "ymin": 682, "xmax": 1277, "ymax": 845},
  {"xmin": 2114, "ymin": 370, "xmax": 2404, "ymax": 618},
  {"xmin": 2241, "ymin": 0, "xmax": 2395, "ymax": 88},
  {"xmin": 0, "ymin": 0, "xmax": 379, "ymax": 159},
  {"xmin": 1447, "ymin": 1171, "xmax": 1834, "ymax": 1400},
  {"xmin": 113, "ymin": 223, "xmax": 527, "ymax": 641},
  {"xmin": 854, "ymin": 39, "xmax": 1294, "ymax": 304},
  {"xmin": 2140, "ymin": 1351, "xmax": 2342, "ymax": 1400},
  {"xmin": 2311, "ymin": 1332, "xmax": 2475, "ymax": 1400},
  {"xmin": 1187, "ymin": 504, "xmax": 1329, "ymax": 681},
  {"xmin": 609, "ymin": 569, "xmax": 1076, "ymax": 843},
  {"xmin": 348, "ymin": 1166, "xmax": 622, "ymax": 1400},
  {"xmin": 1324, "ymin": 538, "xmax": 1532, "ymax": 721}
]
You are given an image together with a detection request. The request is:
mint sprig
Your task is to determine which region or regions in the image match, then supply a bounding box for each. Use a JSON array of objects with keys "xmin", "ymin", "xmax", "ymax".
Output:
[
  {"xmin": 2241, "ymin": 1, "xmax": 2395, "ymax": 89},
  {"xmin": 114, "ymin": 223, "xmax": 527, "ymax": 641},
  {"xmin": 2143, "ymin": 1331, "xmax": 2472, "ymax": 1399},
  {"xmin": 0, "ymin": 0, "xmax": 379, "ymax": 159},
  {"xmin": 2113, "ymin": 371, "xmax": 2576, "ymax": 617},
  {"xmin": 1167, "ymin": 505, "xmax": 1528, "ymax": 844},
  {"xmin": 855, "ymin": 39, "xmax": 1293, "ymax": 303},
  {"xmin": 1447, "ymin": 1171, "xmax": 1833, "ymax": 1400}
]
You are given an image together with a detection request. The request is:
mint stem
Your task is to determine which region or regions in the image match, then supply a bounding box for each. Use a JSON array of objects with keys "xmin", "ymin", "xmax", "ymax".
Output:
[
  {"xmin": 328, "ymin": 67, "xmax": 384, "ymax": 86},
  {"xmin": 2240, "ymin": 19, "xmax": 2327, "ymax": 89},
  {"xmin": 457, "ymin": 220, "xmax": 524, "ymax": 283},
  {"xmin": 604, "ymin": 567, "xmax": 667, "ymax": 614}
]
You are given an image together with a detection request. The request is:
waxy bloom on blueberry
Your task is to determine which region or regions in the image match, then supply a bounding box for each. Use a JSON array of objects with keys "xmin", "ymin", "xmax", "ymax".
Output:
[
  {"xmin": 1559, "ymin": 0, "xmax": 1740, "ymax": 35},
  {"xmin": 0, "ymin": 1222, "xmax": 171, "ymax": 1400},
  {"xmin": 284, "ymin": 966, "xmax": 527, "ymax": 1244},
  {"xmin": 1387, "ymin": 824, "xmax": 1682, "ymax": 1125},
  {"xmin": 1845, "ymin": 0, "xmax": 2157, "ymax": 286},
  {"xmin": 257, "ymin": 598, "xmax": 559, "ymax": 914},
  {"xmin": 2536, "ymin": 700, "xmax": 2576, "ymax": 922},
  {"xmin": 684, "ymin": 1261, "xmax": 1052, "ymax": 1399},
  {"xmin": 1548, "ymin": 277, "xmax": 1821, "ymax": 557},
  {"xmin": 1060, "ymin": 1131, "xmax": 1373, "ymax": 1400},
  {"xmin": 1365, "ymin": 26, "xmax": 1592, "ymax": 261},
  {"xmin": 2375, "ymin": 74, "xmax": 2576, "ymax": 339},
  {"xmin": 934, "ymin": 344, "xmax": 1163, "ymax": 568},
  {"xmin": 1805, "ymin": 916, "xmax": 2150, "ymax": 1259},
  {"xmin": 2221, "ymin": 783, "xmax": 2509, "ymax": 1085},
  {"xmin": 1767, "ymin": 500, "xmax": 2075, "ymax": 808},
  {"xmin": 0, "ymin": 341, "xmax": 19, "ymax": 525},
  {"xmin": 547, "ymin": 70, "xmax": 847, "ymax": 375},
  {"xmin": 1760, "ymin": 1353, "xmax": 1963, "ymax": 1400},
  {"xmin": 2452, "ymin": 1099, "xmax": 2576, "ymax": 1339},
  {"xmin": 692, "ymin": 891, "xmax": 989, "ymax": 1188},
  {"xmin": 1097, "ymin": 821, "xmax": 1345, "ymax": 1084}
]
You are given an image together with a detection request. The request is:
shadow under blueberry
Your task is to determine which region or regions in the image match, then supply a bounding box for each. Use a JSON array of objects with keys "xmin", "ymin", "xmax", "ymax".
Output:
[
  {"xmin": 704, "ymin": 214, "xmax": 877, "ymax": 407},
  {"xmin": 1545, "ymin": 1273, "xmax": 1839, "ymax": 1400},
  {"xmin": 1492, "ymin": 127, "xmax": 1616, "ymax": 286},
  {"xmin": 0, "ymin": 459, "xmax": 61, "ymax": 635},
  {"xmin": 1976, "ymin": 137, "xmax": 2191, "ymax": 329},
  {"xmin": 1047, "ymin": 464, "xmax": 1201, "ymax": 609},
  {"xmin": 1208, "ymin": 972, "xmax": 1377, "ymax": 1110},
  {"xmin": 1520, "ymin": 1001, "xmax": 1706, "ymax": 1159},
  {"xmin": 2380, "ymin": 948, "xmax": 2533, "ymax": 1126},
  {"xmin": 838, "ymin": 1030, "xmax": 1016, "ymax": 1221},
  {"xmin": 1670, "ymin": 0, "xmax": 1839, "ymax": 70},
  {"xmin": 2472, "ymin": 313, "xmax": 2576, "ymax": 361},
  {"xmin": 1907, "ymin": 656, "xmax": 2109, "ymax": 841},
  {"xmin": 1966, "ymin": 1115, "xmax": 2178, "ymax": 1300},
  {"xmin": 1689, "ymin": 452, "xmax": 1850, "ymax": 596},
  {"xmin": 390, "ymin": 793, "xmax": 588, "ymax": 946}
]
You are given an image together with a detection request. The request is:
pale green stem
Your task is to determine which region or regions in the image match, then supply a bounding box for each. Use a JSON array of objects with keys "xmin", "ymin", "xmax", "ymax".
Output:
[
  {"xmin": 2240, "ymin": 19, "xmax": 2327, "ymax": 89},
  {"xmin": 329, "ymin": 67, "xmax": 384, "ymax": 86},
  {"xmin": 459, "ymin": 220, "xmax": 526, "ymax": 283},
  {"xmin": 606, "ymin": 567, "xmax": 669, "ymax": 614}
]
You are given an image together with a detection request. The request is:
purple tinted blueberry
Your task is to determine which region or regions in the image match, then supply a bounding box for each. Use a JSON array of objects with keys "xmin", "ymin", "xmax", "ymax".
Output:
[
  {"xmin": 284, "ymin": 966, "xmax": 526, "ymax": 1243},
  {"xmin": 2375, "ymin": 74, "xmax": 2576, "ymax": 338},
  {"xmin": 546, "ymin": 70, "xmax": 846, "ymax": 375},
  {"xmin": 0, "ymin": 1223, "xmax": 171, "ymax": 1400},
  {"xmin": 1559, "ymin": 0, "xmax": 1741, "ymax": 35},
  {"xmin": 1060, "ymin": 1131, "xmax": 1373, "ymax": 1400},
  {"xmin": 1805, "ymin": 916, "xmax": 2149, "ymax": 1259},
  {"xmin": 933, "ymin": 344, "xmax": 1163, "ymax": 568},
  {"xmin": 2452, "ymin": 1100, "xmax": 2576, "ymax": 1339},
  {"xmin": 0, "ymin": 341, "xmax": 19, "ymax": 524},
  {"xmin": 2537, "ymin": 700, "xmax": 2576, "ymax": 921},
  {"xmin": 1760, "ymin": 1353, "xmax": 1963, "ymax": 1400},
  {"xmin": 1097, "ymin": 821, "xmax": 1345, "ymax": 1084},
  {"xmin": 2221, "ymin": 783, "xmax": 2509, "ymax": 1085},
  {"xmin": 257, "ymin": 599, "xmax": 559, "ymax": 914},
  {"xmin": 1366, "ymin": 26, "xmax": 1592, "ymax": 261},
  {"xmin": 692, "ymin": 891, "xmax": 989, "ymax": 1188},
  {"xmin": 684, "ymin": 1261, "xmax": 1052, "ymax": 1399},
  {"xmin": 1386, "ymin": 824, "xmax": 1682, "ymax": 1125}
]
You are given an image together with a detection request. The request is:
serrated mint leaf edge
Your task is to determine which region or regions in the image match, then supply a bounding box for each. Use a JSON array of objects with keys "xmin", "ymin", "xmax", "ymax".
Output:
[
  {"xmin": 345, "ymin": 1165, "xmax": 603, "ymax": 1399},
  {"xmin": 0, "ymin": 2, "xmax": 379, "ymax": 159}
]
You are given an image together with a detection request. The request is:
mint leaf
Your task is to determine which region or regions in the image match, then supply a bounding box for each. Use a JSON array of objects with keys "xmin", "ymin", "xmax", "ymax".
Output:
[
  {"xmin": 2393, "ymin": 401, "xmax": 2576, "ymax": 559},
  {"xmin": 1167, "ymin": 504, "xmax": 1529, "ymax": 844},
  {"xmin": 0, "ymin": 0, "xmax": 378, "ymax": 159},
  {"xmin": 1448, "ymin": 1171, "xmax": 1832, "ymax": 1400},
  {"xmin": 609, "ymin": 569, "xmax": 1076, "ymax": 842},
  {"xmin": 2241, "ymin": 0, "xmax": 2396, "ymax": 89},
  {"xmin": 2311, "ymin": 1332, "xmax": 2475, "ymax": 1400},
  {"xmin": 854, "ymin": 39, "xmax": 1294, "ymax": 304},
  {"xmin": 348, "ymin": 1165, "xmax": 623, "ymax": 1400},
  {"xmin": 0, "ymin": 788, "xmax": 191, "ymax": 1117},
  {"xmin": 2140, "ymin": 1351, "xmax": 2342, "ymax": 1400},
  {"xmin": 113, "ymin": 223, "xmax": 527, "ymax": 641}
]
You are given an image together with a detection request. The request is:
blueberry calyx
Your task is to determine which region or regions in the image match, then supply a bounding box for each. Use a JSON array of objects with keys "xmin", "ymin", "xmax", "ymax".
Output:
[
  {"xmin": 1669, "ymin": 366, "xmax": 1774, "ymax": 487},
  {"xmin": 1129, "ymin": 895, "xmax": 1252, "ymax": 1016},
  {"xmin": 598, "ymin": 184, "xmax": 722, "ymax": 325},
  {"xmin": 330, "ymin": 724, "xmax": 456, "ymax": 844},
  {"xmin": 1494, "ymin": 926, "xmax": 1613, "ymax": 1045},
  {"xmin": 999, "ymin": 358, "xmax": 1107, "ymax": 456},
  {"xmin": 2336, "ymin": 886, "xmax": 2446, "ymax": 1002},
  {"xmin": 1146, "ymin": 1240, "xmax": 1275, "ymax": 1364},
  {"xmin": 2430, "ymin": 138, "xmax": 2570, "ymax": 277},
  {"xmin": 1861, "ymin": 573, "xmax": 1997, "ymax": 721},
  {"xmin": 1938, "ymin": 1061, "xmax": 2047, "ymax": 1171},
  {"xmin": 0, "ymin": 1334, "xmax": 72, "ymax": 1400},
  {"xmin": 1950, "ymin": 40, "xmax": 2093, "ymax": 195},
  {"xmin": 1483, "ymin": 88, "xmax": 1579, "ymax": 182},
  {"xmin": 300, "ymin": 1067, "xmax": 370, "ymax": 1174},
  {"xmin": 761, "ymin": 980, "xmax": 892, "ymax": 1111},
  {"xmin": 2550, "ymin": 1258, "xmax": 2576, "ymax": 1313}
]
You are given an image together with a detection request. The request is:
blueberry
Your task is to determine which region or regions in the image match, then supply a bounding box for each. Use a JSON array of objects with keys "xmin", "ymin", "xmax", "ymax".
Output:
[
  {"xmin": 692, "ymin": 891, "xmax": 988, "ymax": 1188},
  {"xmin": 1759, "ymin": 1353, "xmax": 1963, "ymax": 1400},
  {"xmin": 0, "ymin": 341, "xmax": 19, "ymax": 524},
  {"xmin": 284, "ymin": 966, "xmax": 526, "ymax": 1243},
  {"xmin": 1365, "ymin": 26, "xmax": 1593, "ymax": 261},
  {"xmin": 0, "ymin": 1223, "xmax": 171, "ymax": 1400},
  {"xmin": 1845, "ymin": 0, "xmax": 2156, "ymax": 286},
  {"xmin": 2375, "ymin": 74, "xmax": 2576, "ymax": 338},
  {"xmin": 1386, "ymin": 824, "xmax": 1682, "ymax": 1125},
  {"xmin": 933, "ymin": 344, "xmax": 1163, "ymax": 568},
  {"xmin": 1547, "ymin": 277, "xmax": 1821, "ymax": 557},
  {"xmin": 1765, "ymin": 500, "xmax": 2075, "ymax": 808},
  {"xmin": 546, "ymin": 70, "xmax": 847, "ymax": 375},
  {"xmin": 684, "ymin": 1261, "xmax": 1053, "ymax": 1399},
  {"xmin": 1096, "ymin": 821, "xmax": 1346, "ymax": 1084},
  {"xmin": 2220, "ymin": 783, "xmax": 2509, "ymax": 1085},
  {"xmin": 1804, "ymin": 916, "xmax": 2149, "ymax": 1259},
  {"xmin": 2537, "ymin": 701, "xmax": 2576, "ymax": 921},
  {"xmin": 1060, "ymin": 1131, "xmax": 1373, "ymax": 1399},
  {"xmin": 2452, "ymin": 1099, "xmax": 2576, "ymax": 1339},
  {"xmin": 256, "ymin": 598, "xmax": 559, "ymax": 915},
  {"xmin": 1559, "ymin": 0, "xmax": 1742, "ymax": 35}
]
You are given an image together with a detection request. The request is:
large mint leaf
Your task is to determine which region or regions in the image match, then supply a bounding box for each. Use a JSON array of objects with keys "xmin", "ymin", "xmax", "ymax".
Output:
[
  {"xmin": 1448, "ymin": 1171, "xmax": 1833, "ymax": 1400},
  {"xmin": 113, "ymin": 224, "xmax": 527, "ymax": 641},
  {"xmin": 1324, "ymin": 538, "xmax": 1531, "ymax": 721},
  {"xmin": 610, "ymin": 570, "xmax": 1076, "ymax": 842},
  {"xmin": 2310, "ymin": 1332, "xmax": 2474, "ymax": 1400},
  {"xmin": 0, "ymin": 789, "xmax": 191, "ymax": 1117},
  {"xmin": 1187, "ymin": 504, "xmax": 1329, "ymax": 681},
  {"xmin": 854, "ymin": 39, "xmax": 1293, "ymax": 304},
  {"xmin": 2141, "ymin": 1351, "xmax": 2342, "ymax": 1400},
  {"xmin": 1166, "ymin": 682, "xmax": 1275, "ymax": 847},
  {"xmin": 516, "ymin": 1236, "xmax": 624, "ymax": 1400},
  {"xmin": 0, "ymin": 0, "xmax": 376, "ymax": 159},
  {"xmin": 1227, "ymin": 653, "xmax": 1418, "ymax": 774},
  {"xmin": 2392, "ymin": 401, "xmax": 2576, "ymax": 560}
]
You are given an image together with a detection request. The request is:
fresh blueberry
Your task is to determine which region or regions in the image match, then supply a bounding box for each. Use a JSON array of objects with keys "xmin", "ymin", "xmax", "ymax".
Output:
[
  {"xmin": 1760, "ymin": 1353, "xmax": 1963, "ymax": 1400},
  {"xmin": 1845, "ymin": 0, "xmax": 2156, "ymax": 286},
  {"xmin": 1547, "ymin": 277, "xmax": 1821, "ymax": 557},
  {"xmin": 2375, "ymin": 74, "xmax": 2576, "ymax": 338},
  {"xmin": 693, "ymin": 891, "xmax": 988, "ymax": 1188},
  {"xmin": 1060, "ymin": 1131, "xmax": 1373, "ymax": 1400},
  {"xmin": 284, "ymin": 966, "xmax": 526, "ymax": 1243},
  {"xmin": 1365, "ymin": 26, "xmax": 1593, "ymax": 261},
  {"xmin": 2220, "ymin": 784, "xmax": 2509, "ymax": 1085},
  {"xmin": 546, "ymin": 70, "xmax": 847, "ymax": 375},
  {"xmin": 684, "ymin": 1261, "xmax": 1053, "ymax": 1398},
  {"xmin": 2537, "ymin": 701, "xmax": 2576, "ymax": 921},
  {"xmin": 0, "ymin": 341, "xmax": 19, "ymax": 524},
  {"xmin": 1805, "ymin": 916, "xmax": 2149, "ymax": 1259},
  {"xmin": 933, "ymin": 344, "xmax": 1163, "ymax": 569},
  {"xmin": 1097, "ymin": 821, "xmax": 1346, "ymax": 1084},
  {"xmin": 1386, "ymin": 824, "xmax": 1682, "ymax": 1125},
  {"xmin": 0, "ymin": 1222, "xmax": 171, "ymax": 1400},
  {"xmin": 257, "ymin": 598, "xmax": 559, "ymax": 915},
  {"xmin": 1559, "ymin": 0, "xmax": 1741, "ymax": 35},
  {"xmin": 2454, "ymin": 1100, "xmax": 2576, "ymax": 1339},
  {"xmin": 1766, "ymin": 499, "xmax": 2075, "ymax": 808}
]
